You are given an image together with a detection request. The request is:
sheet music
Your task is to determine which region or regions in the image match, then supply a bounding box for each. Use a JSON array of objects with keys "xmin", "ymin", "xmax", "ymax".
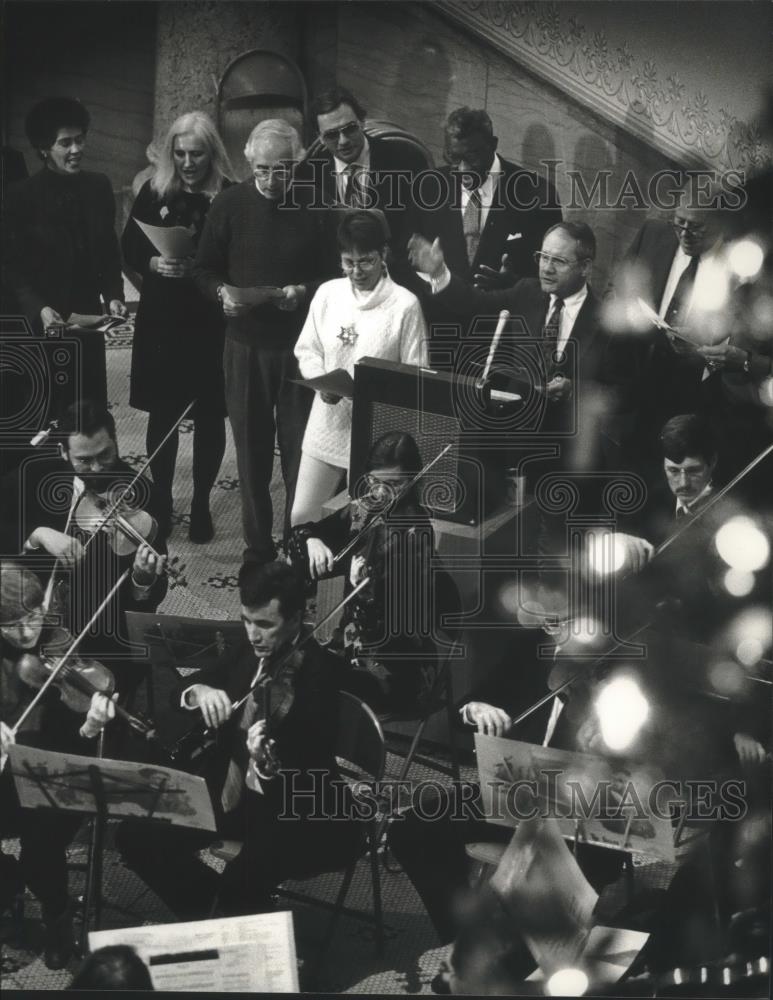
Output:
[{"xmin": 89, "ymin": 911, "xmax": 299, "ymax": 992}]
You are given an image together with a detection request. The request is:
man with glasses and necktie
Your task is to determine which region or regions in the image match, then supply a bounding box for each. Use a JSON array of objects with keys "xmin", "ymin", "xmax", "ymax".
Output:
[
  {"xmin": 416, "ymin": 107, "xmax": 562, "ymax": 296},
  {"xmin": 616, "ymin": 189, "xmax": 729, "ymax": 471},
  {"xmin": 298, "ymin": 85, "xmax": 429, "ymax": 286},
  {"xmin": 194, "ymin": 120, "xmax": 326, "ymax": 566},
  {"xmin": 409, "ymin": 220, "xmax": 628, "ymax": 428}
]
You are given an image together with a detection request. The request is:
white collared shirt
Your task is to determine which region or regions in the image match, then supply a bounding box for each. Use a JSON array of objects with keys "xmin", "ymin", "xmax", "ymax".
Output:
[
  {"xmin": 675, "ymin": 483, "xmax": 713, "ymax": 517},
  {"xmin": 333, "ymin": 136, "xmax": 371, "ymax": 205},
  {"xmin": 658, "ymin": 241, "xmax": 724, "ymax": 321},
  {"xmin": 459, "ymin": 153, "xmax": 503, "ymax": 233},
  {"xmin": 548, "ymin": 284, "xmax": 588, "ymax": 358}
]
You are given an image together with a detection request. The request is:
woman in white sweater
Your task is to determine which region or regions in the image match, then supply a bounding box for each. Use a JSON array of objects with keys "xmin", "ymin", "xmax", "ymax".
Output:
[{"xmin": 292, "ymin": 210, "xmax": 428, "ymax": 523}]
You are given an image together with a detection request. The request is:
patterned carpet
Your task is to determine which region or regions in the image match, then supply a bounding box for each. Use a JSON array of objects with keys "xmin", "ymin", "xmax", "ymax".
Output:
[
  {"xmin": 1, "ymin": 320, "xmax": 455, "ymax": 993},
  {"xmin": 1, "ymin": 322, "xmax": 684, "ymax": 993}
]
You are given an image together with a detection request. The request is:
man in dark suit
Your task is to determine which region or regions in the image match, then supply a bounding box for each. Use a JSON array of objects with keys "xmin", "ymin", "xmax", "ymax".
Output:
[
  {"xmin": 297, "ymin": 85, "xmax": 429, "ymax": 283},
  {"xmin": 416, "ymin": 107, "xmax": 562, "ymax": 294},
  {"xmin": 117, "ymin": 561, "xmax": 360, "ymax": 920},
  {"xmin": 410, "ymin": 221, "xmax": 632, "ymax": 459},
  {"xmin": 0, "ymin": 399, "xmax": 168, "ymax": 700}
]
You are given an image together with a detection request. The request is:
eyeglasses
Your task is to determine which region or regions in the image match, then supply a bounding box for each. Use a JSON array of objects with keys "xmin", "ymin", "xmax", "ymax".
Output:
[
  {"xmin": 533, "ymin": 251, "xmax": 586, "ymax": 269},
  {"xmin": 672, "ymin": 219, "xmax": 706, "ymax": 236},
  {"xmin": 252, "ymin": 164, "xmax": 292, "ymax": 180},
  {"xmin": 321, "ymin": 121, "xmax": 361, "ymax": 144},
  {"xmin": 341, "ymin": 254, "xmax": 381, "ymax": 272}
]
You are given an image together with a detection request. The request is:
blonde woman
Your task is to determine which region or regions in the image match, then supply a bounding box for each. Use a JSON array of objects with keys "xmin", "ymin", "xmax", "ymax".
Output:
[{"xmin": 122, "ymin": 111, "xmax": 234, "ymax": 542}]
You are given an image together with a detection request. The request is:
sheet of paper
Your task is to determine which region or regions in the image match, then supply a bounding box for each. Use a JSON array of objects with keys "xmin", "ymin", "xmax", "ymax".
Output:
[
  {"xmin": 475, "ymin": 734, "xmax": 676, "ymax": 863},
  {"xmin": 290, "ymin": 368, "xmax": 355, "ymax": 398},
  {"xmin": 636, "ymin": 297, "xmax": 700, "ymax": 349},
  {"xmin": 8, "ymin": 744, "xmax": 216, "ymax": 832},
  {"xmin": 136, "ymin": 219, "xmax": 196, "ymax": 258},
  {"xmin": 223, "ymin": 283, "xmax": 283, "ymax": 306},
  {"xmin": 491, "ymin": 817, "xmax": 598, "ymax": 976},
  {"xmin": 526, "ymin": 926, "xmax": 650, "ymax": 985},
  {"xmin": 89, "ymin": 911, "xmax": 299, "ymax": 993},
  {"xmin": 66, "ymin": 314, "xmax": 129, "ymax": 333}
]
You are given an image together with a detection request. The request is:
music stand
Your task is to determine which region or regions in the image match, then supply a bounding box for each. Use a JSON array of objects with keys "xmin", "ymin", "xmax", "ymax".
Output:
[{"xmin": 7, "ymin": 743, "xmax": 216, "ymax": 949}]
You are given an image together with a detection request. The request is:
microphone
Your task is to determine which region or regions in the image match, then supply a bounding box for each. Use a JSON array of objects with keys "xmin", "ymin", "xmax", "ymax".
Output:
[
  {"xmin": 475, "ymin": 309, "xmax": 509, "ymax": 390},
  {"xmin": 30, "ymin": 420, "xmax": 58, "ymax": 447}
]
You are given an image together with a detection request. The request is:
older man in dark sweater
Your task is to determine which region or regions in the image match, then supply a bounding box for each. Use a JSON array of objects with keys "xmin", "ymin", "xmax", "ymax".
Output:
[{"xmin": 194, "ymin": 120, "xmax": 326, "ymax": 564}]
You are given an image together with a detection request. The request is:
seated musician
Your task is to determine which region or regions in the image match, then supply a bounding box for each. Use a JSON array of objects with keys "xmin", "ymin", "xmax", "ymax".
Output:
[
  {"xmin": 599, "ymin": 413, "xmax": 767, "ymax": 767},
  {"xmin": 289, "ymin": 431, "xmax": 439, "ymax": 717},
  {"xmin": 389, "ymin": 603, "xmax": 751, "ymax": 972},
  {"xmin": 0, "ymin": 399, "xmax": 167, "ymax": 701},
  {"xmin": 1, "ymin": 561, "xmax": 116, "ymax": 969},
  {"xmin": 116, "ymin": 561, "xmax": 360, "ymax": 921}
]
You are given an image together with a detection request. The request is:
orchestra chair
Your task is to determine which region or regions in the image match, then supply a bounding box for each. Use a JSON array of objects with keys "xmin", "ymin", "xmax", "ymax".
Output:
[
  {"xmin": 379, "ymin": 568, "xmax": 463, "ymax": 786},
  {"xmin": 207, "ymin": 691, "xmax": 387, "ymax": 961}
]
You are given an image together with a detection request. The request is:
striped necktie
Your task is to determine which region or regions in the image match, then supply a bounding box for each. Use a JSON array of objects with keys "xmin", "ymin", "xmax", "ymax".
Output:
[{"xmin": 462, "ymin": 187, "xmax": 482, "ymax": 265}]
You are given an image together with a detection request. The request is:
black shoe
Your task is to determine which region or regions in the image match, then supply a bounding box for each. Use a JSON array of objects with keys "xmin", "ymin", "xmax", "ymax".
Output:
[
  {"xmin": 42, "ymin": 906, "xmax": 74, "ymax": 970},
  {"xmin": 189, "ymin": 502, "xmax": 214, "ymax": 543},
  {"xmin": 430, "ymin": 968, "xmax": 453, "ymax": 994}
]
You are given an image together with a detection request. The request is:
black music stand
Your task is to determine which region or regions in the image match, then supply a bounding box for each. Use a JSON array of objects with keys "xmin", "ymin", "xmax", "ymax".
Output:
[{"xmin": 7, "ymin": 743, "xmax": 216, "ymax": 950}]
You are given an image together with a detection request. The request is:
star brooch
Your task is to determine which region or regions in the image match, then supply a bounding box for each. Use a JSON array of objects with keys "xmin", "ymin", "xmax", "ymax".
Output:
[{"xmin": 338, "ymin": 324, "xmax": 358, "ymax": 346}]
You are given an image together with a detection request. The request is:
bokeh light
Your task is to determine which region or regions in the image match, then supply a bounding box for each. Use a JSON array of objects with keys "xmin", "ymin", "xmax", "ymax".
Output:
[
  {"xmin": 737, "ymin": 637, "xmax": 764, "ymax": 667},
  {"xmin": 546, "ymin": 968, "xmax": 589, "ymax": 997},
  {"xmin": 708, "ymin": 660, "xmax": 746, "ymax": 696},
  {"xmin": 723, "ymin": 568, "xmax": 755, "ymax": 597},
  {"xmin": 586, "ymin": 531, "xmax": 626, "ymax": 576},
  {"xmin": 715, "ymin": 516, "xmax": 770, "ymax": 572},
  {"xmin": 727, "ymin": 238, "xmax": 765, "ymax": 281},
  {"xmin": 594, "ymin": 675, "xmax": 650, "ymax": 752}
]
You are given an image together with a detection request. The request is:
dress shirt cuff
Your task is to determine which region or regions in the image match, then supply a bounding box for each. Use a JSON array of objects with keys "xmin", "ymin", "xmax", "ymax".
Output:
[
  {"xmin": 131, "ymin": 575, "xmax": 154, "ymax": 599},
  {"xmin": 180, "ymin": 685, "xmax": 199, "ymax": 710},
  {"xmin": 430, "ymin": 266, "xmax": 452, "ymax": 294},
  {"xmin": 23, "ymin": 535, "xmax": 42, "ymax": 552}
]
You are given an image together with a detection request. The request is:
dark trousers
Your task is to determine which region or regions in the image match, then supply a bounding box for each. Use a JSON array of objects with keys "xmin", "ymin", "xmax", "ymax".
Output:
[
  {"xmin": 116, "ymin": 785, "xmax": 361, "ymax": 921},
  {"xmin": 223, "ymin": 340, "xmax": 311, "ymax": 564},
  {"xmin": 0, "ymin": 767, "xmax": 83, "ymax": 917}
]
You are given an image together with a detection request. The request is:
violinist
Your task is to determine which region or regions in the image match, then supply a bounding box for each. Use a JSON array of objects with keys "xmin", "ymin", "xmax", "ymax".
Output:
[
  {"xmin": 289, "ymin": 431, "xmax": 439, "ymax": 716},
  {"xmin": 0, "ymin": 399, "xmax": 168, "ymax": 701},
  {"xmin": 0, "ymin": 562, "xmax": 116, "ymax": 969},
  {"xmin": 116, "ymin": 561, "xmax": 360, "ymax": 921}
]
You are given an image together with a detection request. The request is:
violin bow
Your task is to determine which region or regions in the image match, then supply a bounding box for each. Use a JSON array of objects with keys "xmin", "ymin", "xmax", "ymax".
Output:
[
  {"xmin": 41, "ymin": 503, "xmax": 77, "ymax": 615},
  {"xmin": 505, "ymin": 619, "xmax": 656, "ymax": 733},
  {"xmin": 10, "ymin": 569, "xmax": 130, "ymax": 738},
  {"xmin": 510, "ymin": 442, "xmax": 773, "ymax": 732},
  {"xmin": 332, "ymin": 442, "xmax": 453, "ymax": 566},
  {"xmin": 653, "ymin": 440, "xmax": 773, "ymax": 559},
  {"xmin": 79, "ymin": 400, "xmax": 196, "ymax": 558},
  {"xmin": 170, "ymin": 575, "xmax": 373, "ymax": 758},
  {"xmin": 229, "ymin": 574, "xmax": 372, "ymax": 714}
]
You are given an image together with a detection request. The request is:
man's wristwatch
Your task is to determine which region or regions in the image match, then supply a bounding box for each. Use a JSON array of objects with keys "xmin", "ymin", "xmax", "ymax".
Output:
[
  {"xmin": 742, "ymin": 350, "xmax": 752, "ymax": 374},
  {"xmin": 216, "ymin": 284, "xmax": 225, "ymax": 308}
]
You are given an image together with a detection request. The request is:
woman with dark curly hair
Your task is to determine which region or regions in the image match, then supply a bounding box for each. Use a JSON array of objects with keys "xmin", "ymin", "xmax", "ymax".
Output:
[{"xmin": 3, "ymin": 97, "xmax": 128, "ymax": 402}]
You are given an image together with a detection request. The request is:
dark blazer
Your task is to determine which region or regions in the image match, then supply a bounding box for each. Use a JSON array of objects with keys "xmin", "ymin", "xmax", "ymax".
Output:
[
  {"xmin": 3, "ymin": 168, "xmax": 124, "ymax": 333},
  {"xmin": 0, "ymin": 455, "xmax": 168, "ymax": 655},
  {"xmin": 621, "ymin": 220, "xmax": 707, "ymax": 446},
  {"xmin": 418, "ymin": 157, "xmax": 562, "ymax": 285},
  {"xmin": 297, "ymin": 133, "xmax": 429, "ymax": 285},
  {"xmin": 178, "ymin": 635, "xmax": 345, "ymax": 817}
]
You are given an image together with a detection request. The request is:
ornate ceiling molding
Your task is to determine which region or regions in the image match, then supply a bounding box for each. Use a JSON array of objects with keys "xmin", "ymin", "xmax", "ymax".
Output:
[{"xmin": 441, "ymin": 1, "xmax": 770, "ymax": 173}]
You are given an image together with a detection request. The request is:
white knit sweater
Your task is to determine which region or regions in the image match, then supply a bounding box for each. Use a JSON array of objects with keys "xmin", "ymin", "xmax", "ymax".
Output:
[{"xmin": 294, "ymin": 273, "xmax": 428, "ymax": 467}]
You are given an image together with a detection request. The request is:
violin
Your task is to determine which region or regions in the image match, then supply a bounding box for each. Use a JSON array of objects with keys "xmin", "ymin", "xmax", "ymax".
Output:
[
  {"xmin": 74, "ymin": 485, "xmax": 158, "ymax": 558},
  {"xmin": 169, "ymin": 579, "xmax": 371, "ymax": 770},
  {"xmin": 246, "ymin": 652, "xmax": 301, "ymax": 785},
  {"xmin": 16, "ymin": 627, "xmax": 157, "ymax": 740}
]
